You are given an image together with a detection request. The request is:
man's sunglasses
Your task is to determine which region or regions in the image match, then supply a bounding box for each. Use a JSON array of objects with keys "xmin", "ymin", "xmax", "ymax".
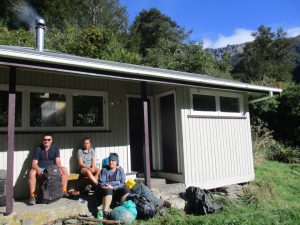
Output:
[{"xmin": 43, "ymin": 139, "xmax": 52, "ymax": 141}]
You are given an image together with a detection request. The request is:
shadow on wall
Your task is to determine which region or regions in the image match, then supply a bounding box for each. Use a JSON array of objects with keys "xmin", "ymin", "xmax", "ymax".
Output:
[{"xmin": 13, "ymin": 151, "xmax": 32, "ymax": 199}]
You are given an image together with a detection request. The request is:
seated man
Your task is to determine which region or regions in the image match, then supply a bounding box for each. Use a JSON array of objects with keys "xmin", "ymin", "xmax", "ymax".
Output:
[
  {"xmin": 99, "ymin": 154, "xmax": 130, "ymax": 218},
  {"xmin": 77, "ymin": 137, "xmax": 100, "ymax": 188},
  {"xmin": 28, "ymin": 133, "xmax": 68, "ymax": 205}
]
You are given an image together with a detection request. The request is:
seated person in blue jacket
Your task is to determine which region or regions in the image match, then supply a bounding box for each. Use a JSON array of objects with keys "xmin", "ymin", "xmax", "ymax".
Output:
[
  {"xmin": 77, "ymin": 137, "xmax": 100, "ymax": 187},
  {"xmin": 28, "ymin": 133, "xmax": 68, "ymax": 205},
  {"xmin": 99, "ymin": 153, "xmax": 130, "ymax": 217}
]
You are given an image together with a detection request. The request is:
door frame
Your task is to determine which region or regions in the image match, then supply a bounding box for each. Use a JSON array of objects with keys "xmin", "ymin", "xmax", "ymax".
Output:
[
  {"xmin": 126, "ymin": 94, "xmax": 155, "ymax": 173},
  {"xmin": 156, "ymin": 90, "xmax": 181, "ymax": 173}
]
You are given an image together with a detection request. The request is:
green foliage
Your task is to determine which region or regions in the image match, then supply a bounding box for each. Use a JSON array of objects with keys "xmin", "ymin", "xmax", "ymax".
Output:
[
  {"xmin": 252, "ymin": 124, "xmax": 300, "ymax": 163},
  {"xmin": 0, "ymin": 20, "xmax": 34, "ymax": 46},
  {"xmin": 46, "ymin": 25, "xmax": 81, "ymax": 53},
  {"xmin": 251, "ymin": 125, "xmax": 276, "ymax": 158},
  {"xmin": 267, "ymin": 144, "xmax": 300, "ymax": 163},
  {"xmin": 74, "ymin": 113, "xmax": 96, "ymax": 126},
  {"xmin": 1, "ymin": 0, "xmax": 128, "ymax": 32},
  {"xmin": 144, "ymin": 40, "xmax": 233, "ymax": 79},
  {"xmin": 233, "ymin": 25, "xmax": 293, "ymax": 82},
  {"xmin": 265, "ymin": 84, "xmax": 300, "ymax": 146},
  {"xmin": 0, "ymin": 111, "xmax": 8, "ymax": 126},
  {"xmin": 47, "ymin": 25, "xmax": 141, "ymax": 64},
  {"xmin": 130, "ymin": 8, "xmax": 189, "ymax": 57}
]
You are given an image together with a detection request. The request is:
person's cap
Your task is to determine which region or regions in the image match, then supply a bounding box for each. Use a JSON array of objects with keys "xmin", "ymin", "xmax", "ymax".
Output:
[{"xmin": 109, "ymin": 154, "xmax": 119, "ymax": 165}]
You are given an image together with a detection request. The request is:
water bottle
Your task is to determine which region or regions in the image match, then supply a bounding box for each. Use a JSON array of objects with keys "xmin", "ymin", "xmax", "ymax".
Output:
[
  {"xmin": 96, "ymin": 158, "xmax": 101, "ymax": 168},
  {"xmin": 97, "ymin": 205, "xmax": 103, "ymax": 225}
]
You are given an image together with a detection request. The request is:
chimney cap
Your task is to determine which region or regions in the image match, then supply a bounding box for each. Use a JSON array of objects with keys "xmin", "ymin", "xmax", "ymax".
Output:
[{"xmin": 35, "ymin": 18, "xmax": 45, "ymax": 28}]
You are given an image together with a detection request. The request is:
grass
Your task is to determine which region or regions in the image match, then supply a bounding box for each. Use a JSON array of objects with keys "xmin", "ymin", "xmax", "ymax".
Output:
[{"xmin": 133, "ymin": 160, "xmax": 300, "ymax": 225}]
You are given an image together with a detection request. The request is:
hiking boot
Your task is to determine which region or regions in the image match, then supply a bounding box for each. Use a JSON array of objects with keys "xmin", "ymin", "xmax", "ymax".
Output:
[
  {"xmin": 103, "ymin": 211, "xmax": 111, "ymax": 220},
  {"xmin": 27, "ymin": 196, "xmax": 36, "ymax": 205}
]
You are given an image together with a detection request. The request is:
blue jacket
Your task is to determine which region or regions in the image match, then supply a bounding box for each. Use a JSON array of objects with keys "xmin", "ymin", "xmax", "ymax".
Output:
[{"xmin": 99, "ymin": 166, "xmax": 126, "ymax": 190}]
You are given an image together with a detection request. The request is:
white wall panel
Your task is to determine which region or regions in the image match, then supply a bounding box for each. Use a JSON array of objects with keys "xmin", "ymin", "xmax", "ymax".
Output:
[{"xmin": 178, "ymin": 87, "xmax": 255, "ymax": 189}]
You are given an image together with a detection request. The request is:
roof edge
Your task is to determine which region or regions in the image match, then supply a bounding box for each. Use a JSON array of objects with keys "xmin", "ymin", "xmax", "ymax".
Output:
[{"xmin": 0, "ymin": 46, "xmax": 283, "ymax": 94}]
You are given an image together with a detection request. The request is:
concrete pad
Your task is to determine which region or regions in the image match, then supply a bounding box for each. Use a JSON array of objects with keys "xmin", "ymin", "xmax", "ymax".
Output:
[{"xmin": 0, "ymin": 198, "xmax": 91, "ymax": 225}]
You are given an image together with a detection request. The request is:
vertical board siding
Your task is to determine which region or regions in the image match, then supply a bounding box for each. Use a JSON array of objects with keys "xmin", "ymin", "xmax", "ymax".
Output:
[
  {"xmin": 0, "ymin": 70, "xmax": 143, "ymax": 198},
  {"xmin": 179, "ymin": 87, "xmax": 255, "ymax": 189}
]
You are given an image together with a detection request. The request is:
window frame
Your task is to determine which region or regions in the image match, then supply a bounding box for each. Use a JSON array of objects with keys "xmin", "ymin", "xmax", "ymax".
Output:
[
  {"xmin": 190, "ymin": 88, "xmax": 244, "ymax": 117},
  {"xmin": 71, "ymin": 90, "xmax": 108, "ymax": 131},
  {"xmin": 0, "ymin": 85, "xmax": 108, "ymax": 131},
  {"xmin": 0, "ymin": 84, "xmax": 26, "ymax": 131}
]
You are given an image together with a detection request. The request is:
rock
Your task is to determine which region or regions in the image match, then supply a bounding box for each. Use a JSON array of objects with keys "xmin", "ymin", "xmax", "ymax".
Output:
[
  {"xmin": 21, "ymin": 218, "xmax": 36, "ymax": 225},
  {"xmin": 167, "ymin": 198, "xmax": 185, "ymax": 209},
  {"xmin": 63, "ymin": 218, "xmax": 79, "ymax": 224}
]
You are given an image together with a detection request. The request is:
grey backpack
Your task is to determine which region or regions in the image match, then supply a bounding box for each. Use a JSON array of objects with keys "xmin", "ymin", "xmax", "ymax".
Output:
[{"xmin": 40, "ymin": 165, "xmax": 63, "ymax": 203}]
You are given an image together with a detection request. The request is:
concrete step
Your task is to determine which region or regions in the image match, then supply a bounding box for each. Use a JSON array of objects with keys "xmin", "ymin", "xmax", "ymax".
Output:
[
  {"xmin": 151, "ymin": 183, "xmax": 186, "ymax": 196},
  {"xmin": 126, "ymin": 171, "xmax": 137, "ymax": 181},
  {"xmin": 152, "ymin": 183, "xmax": 186, "ymax": 210},
  {"xmin": 134, "ymin": 177, "xmax": 166, "ymax": 187}
]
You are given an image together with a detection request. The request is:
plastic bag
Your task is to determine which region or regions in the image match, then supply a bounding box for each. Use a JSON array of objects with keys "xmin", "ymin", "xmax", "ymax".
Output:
[{"xmin": 111, "ymin": 200, "xmax": 137, "ymax": 223}]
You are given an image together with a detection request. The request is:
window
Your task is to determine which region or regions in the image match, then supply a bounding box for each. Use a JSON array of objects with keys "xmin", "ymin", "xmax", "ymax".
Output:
[
  {"xmin": 30, "ymin": 92, "xmax": 66, "ymax": 127},
  {"xmin": 193, "ymin": 94, "xmax": 216, "ymax": 111},
  {"xmin": 220, "ymin": 96, "xmax": 240, "ymax": 113},
  {"xmin": 0, "ymin": 90, "xmax": 22, "ymax": 127},
  {"xmin": 73, "ymin": 95, "xmax": 104, "ymax": 127},
  {"xmin": 191, "ymin": 89, "xmax": 244, "ymax": 117}
]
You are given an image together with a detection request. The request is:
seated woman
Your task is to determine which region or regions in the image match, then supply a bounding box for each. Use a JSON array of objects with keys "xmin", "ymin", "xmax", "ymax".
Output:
[
  {"xmin": 77, "ymin": 137, "xmax": 100, "ymax": 187},
  {"xmin": 99, "ymin": 153, "xmax": 130, "ymax": 218}
]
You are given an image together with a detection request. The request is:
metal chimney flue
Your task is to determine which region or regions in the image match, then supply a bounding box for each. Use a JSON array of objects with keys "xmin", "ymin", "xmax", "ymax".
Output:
[{"xmin": 35, "ymin": 19, "xmax": 45, "ymax": 51}]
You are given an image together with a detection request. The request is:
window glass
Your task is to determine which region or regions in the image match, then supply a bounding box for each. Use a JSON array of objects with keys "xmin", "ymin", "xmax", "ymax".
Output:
[
  {"xmin": 193, "ymin": 94, "xmax": 216, "ymax": 111},
  {"xmin": 220, "ymin": 96, "xmax": 240, "ymax": 112},
  {"xmin": 73, "ymin": 95, "xmax": 103, "ymax": 127},
  {"xmin": 0, "ymin": 91, "xmax": 22, "ymax": 127},
  {"xmin": 30, "ymin": 92, "xmax": 66, "ymax": 127}
]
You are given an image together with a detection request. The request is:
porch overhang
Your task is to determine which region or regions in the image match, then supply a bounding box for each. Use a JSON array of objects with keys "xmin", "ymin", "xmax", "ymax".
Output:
[{"xmin": 0, "ymin": 45, "xmax": 282, "ymax": 95}]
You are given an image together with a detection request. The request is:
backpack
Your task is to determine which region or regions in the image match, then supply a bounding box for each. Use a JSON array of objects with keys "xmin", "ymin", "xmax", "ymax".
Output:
[
  {"xmin": 129, "ymin": 183, "xmax": 164, "ymax": 219},
  {"xmin": 184, "ymin": 186, "xmax": 223, "ymax": 215},
  {"xmin": 40, "ymin": 165, "xmax": 63, "ymax": 203}
]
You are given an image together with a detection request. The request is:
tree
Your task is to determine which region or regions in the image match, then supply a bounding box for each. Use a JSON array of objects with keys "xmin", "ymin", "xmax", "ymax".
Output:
[
  {"xmin": 233, "ymin": 25, "xmax": 293, "ymax": 82},
  {"xmin": 0, "ymin": 0, "xmax": 128, "ymax": 32},
  {"xmin": 270, "ymin": 85, "xmax": 300, "ymax": 146},
  {"xmin": 0, "ymin": 20, "xmax": 34, "ymax": 46},
  {"xmin": 129, "ymin": 8, "xmax": 189, "ymax": 57},
  {"xmin": 37, "ymin": 0, "xmax": 128, "ymax": 32},
  {"xmin": 144, "ymin": 40, "xmax": 233, "ymax": 79},
  {"xmin": 57, "ymin": 26, "xmax": 141, "ymax": 64}
]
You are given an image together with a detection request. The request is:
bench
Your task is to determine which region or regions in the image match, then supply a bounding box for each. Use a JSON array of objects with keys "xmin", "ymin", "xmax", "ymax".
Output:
[
  {"xmin": 67, "ymin": 171, "xmax": 137, "ymax": 193},
  {"xmin": 67, "ymin": 173, "xmax": 92, "ymax": 194}
]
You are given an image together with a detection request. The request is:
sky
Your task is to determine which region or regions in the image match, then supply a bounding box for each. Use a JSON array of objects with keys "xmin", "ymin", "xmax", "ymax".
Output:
[{"xmin": 120, "ymin": 0, "xmax": 300, "ymax": 49}]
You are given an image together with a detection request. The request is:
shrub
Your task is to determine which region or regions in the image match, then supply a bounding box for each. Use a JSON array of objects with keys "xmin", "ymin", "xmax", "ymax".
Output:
[
  {"xmin": 252, "ymin": 125, "xmax": 300, "ymax": 163},
  {"xmin": 240, "ymin": 180, "xmax": 275, "ymax": 207},
  {"xmin": 252, "ymin": 125, "xmax": 276, "ymax": 160},
  {"xmin": 267, "ymin": 144, "xmax": 300, "ymax": 163}
]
